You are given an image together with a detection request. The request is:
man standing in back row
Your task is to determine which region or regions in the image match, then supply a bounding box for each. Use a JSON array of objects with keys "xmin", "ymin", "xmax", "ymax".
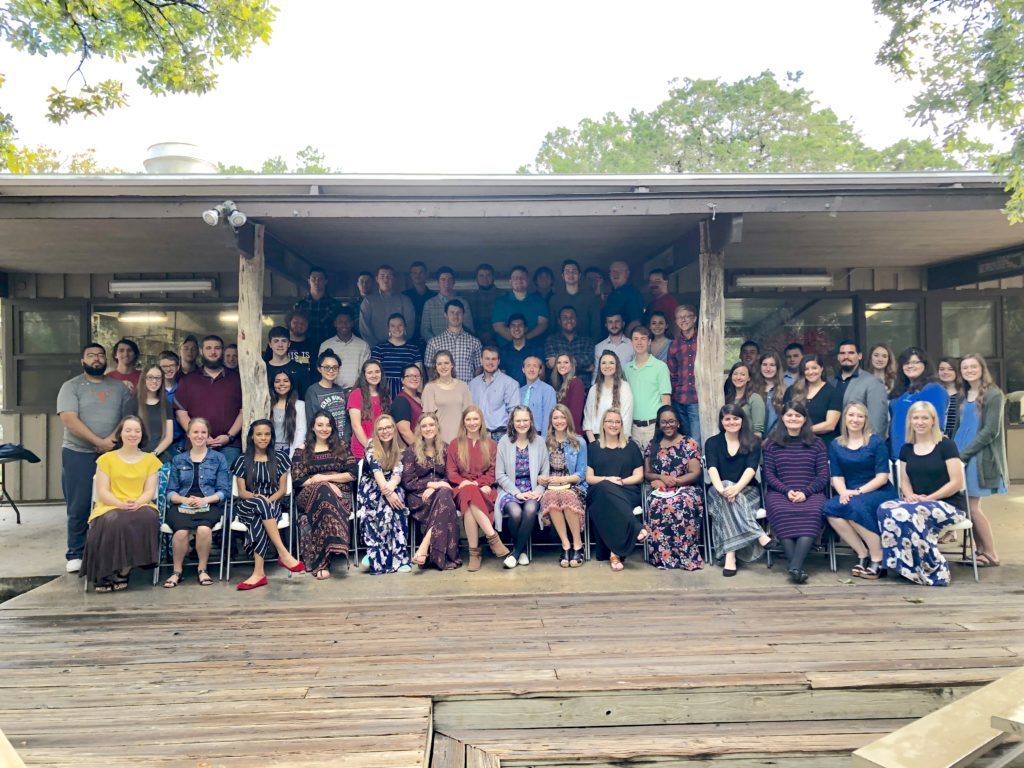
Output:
[
  {"xmin": 174, "ymin": 335, "xmax": 244, "ymax": 466},
  {"xmin": 57, "ymin": 343, "xmax": 135, "ymax": 573},
  {"xmin": 293, "ymin": 266, "xmax": 344, "ymax": 352},
  {"xmin": 623, "ymin": 326, "xmax": 671, "ymax": 452},
  {"xmin": 359, "ymin": 265, "xmax": 416, "ymax": 348}
]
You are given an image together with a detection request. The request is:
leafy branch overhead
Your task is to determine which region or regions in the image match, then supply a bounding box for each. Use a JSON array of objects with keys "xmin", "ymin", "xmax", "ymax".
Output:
[
  {"xmin": 0, "ymin": 0, "xmax": 276, "ymax": 169},
  {"xmin": 874, "ymin": 0, "xmax": 1024, "ymax": 222},
  {"xmin": 520, "ymin": 71, "xmax": 991, "ymax": 177},
  {"xmin": 216, "ymin": 145, "xmax": 340, "ymax": 174}
]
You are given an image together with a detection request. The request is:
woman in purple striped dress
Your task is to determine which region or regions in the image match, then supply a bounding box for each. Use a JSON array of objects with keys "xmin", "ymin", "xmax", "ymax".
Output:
[{"xmin": 762, "ymin": 401, "xmax": 829, "ymax": 584}]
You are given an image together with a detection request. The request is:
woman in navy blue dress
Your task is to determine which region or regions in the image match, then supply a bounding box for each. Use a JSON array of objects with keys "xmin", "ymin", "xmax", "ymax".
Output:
[{"xmin": 824, "ymin": 402, "xmax": 897, "ymax": 580}]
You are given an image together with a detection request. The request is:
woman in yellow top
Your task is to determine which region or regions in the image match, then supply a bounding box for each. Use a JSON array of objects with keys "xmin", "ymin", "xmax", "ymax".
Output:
[{"xmin": 81, "ymin": 415, "xmax": 163, "ymax": 592}]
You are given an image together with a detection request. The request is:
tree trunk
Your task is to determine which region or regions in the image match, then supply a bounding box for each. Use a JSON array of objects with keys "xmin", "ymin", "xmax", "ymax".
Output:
[
  {"xmin": 238, "ymin": 224, "xmax": 270, "ymax": 444},
  {"xmin": 696, "ymin": 220, "xmax": 725, "ymax": 445}
]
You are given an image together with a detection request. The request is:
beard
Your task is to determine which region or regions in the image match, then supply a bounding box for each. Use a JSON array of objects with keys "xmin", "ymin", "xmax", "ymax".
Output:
[
  {"xmin": 839, "ymin": 362, "xmax": 858, "ymax": 373},
  {"xmin": 202, "ymin": 355, "xmax": 224, "ymax": 370},
  {"xmin": 83, "ymin": 363, "xmax": 106, "ymax": 377}
]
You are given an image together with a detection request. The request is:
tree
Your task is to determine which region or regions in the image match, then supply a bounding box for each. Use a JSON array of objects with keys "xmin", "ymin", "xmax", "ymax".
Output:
[
  {"xmin": 0, "ymin": 0, "xmax": 276, "ymax": 172},
  {"xmin": 520, "ymin": 71, "xmax": 987, "ymax": 175},
  {"xmin": 874, "ymin": 0, "xmax": 1024, "ymax": 222},
  {"xmin": 4, "ymin": 145, "xmax": 122, "ymax": 174},
  {"xmin": 217, "ymin": 146, "xmax": 340, "ymax": 174}
]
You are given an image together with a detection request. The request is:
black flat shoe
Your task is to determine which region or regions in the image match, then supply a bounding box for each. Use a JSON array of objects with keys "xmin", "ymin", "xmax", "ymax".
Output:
[
  {"xmin": 559, "ymin": 549, "xmax": 571, "ymax": 568},
  {"xmin": 722, "ymin": 567, "xmax": 738, "ymax": 577},
  {"xmin": 788, "ymin": 568, "xmax": 808, "ymax": 584}
]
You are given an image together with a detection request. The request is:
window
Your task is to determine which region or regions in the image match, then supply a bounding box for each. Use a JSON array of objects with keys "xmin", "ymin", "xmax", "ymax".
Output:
[
  {"xmin": 865, "ymin": 302, "xmax": 919, "ymax": 355},
  {"xmin": 725, "ymin": 298, "xmax": 855, "ymax": 367},
  {"xmin": 941, "ymin": 300, "xmax": 996, "ymax": 357}
]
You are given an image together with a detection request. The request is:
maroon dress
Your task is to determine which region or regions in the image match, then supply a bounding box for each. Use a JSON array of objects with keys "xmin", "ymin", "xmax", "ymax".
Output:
[
  {"xmin": 558, "ymin": 377, "xmax": 586, "ymax": 434},
  {"xmin": 401, "ymin": 446, "xmax": 462, "ymax": 570}
]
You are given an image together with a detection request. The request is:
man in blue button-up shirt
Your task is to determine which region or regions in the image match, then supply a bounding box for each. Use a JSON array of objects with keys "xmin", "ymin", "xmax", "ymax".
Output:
[
  {"xmin": 470, "ymin": 346, "xmax": 521, "ymax": 441},
  {"xmin": 520, "ymin": 355, "xmax": 557, "ymax": 437}
]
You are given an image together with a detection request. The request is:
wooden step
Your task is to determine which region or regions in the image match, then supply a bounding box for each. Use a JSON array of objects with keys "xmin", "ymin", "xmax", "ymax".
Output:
[{"xmin": 852, "ymin": 666, "xmax": 1024, "ymax": 768}]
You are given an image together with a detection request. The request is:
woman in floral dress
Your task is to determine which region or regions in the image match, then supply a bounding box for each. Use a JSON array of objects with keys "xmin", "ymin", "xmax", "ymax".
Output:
[
  {"xmin": 540, "ymin": 404, "xmax": 588, "ymax": 567},
  {"xmin": 643, "ymin": 405, "xmax": 704, "ymax": 570},
  {"xmin": 357, "ymin": 414, "xmax": 411, "ymax": 574}
]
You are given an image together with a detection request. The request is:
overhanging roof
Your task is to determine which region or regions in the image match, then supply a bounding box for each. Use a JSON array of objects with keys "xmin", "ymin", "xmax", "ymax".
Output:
[{"xmin": 0, "ymin": 172, "xmax": 1020, "ymax": 277}]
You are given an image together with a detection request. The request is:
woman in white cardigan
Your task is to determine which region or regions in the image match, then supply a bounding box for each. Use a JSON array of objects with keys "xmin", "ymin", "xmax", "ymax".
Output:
[
  {"xmin": 495, "ymin": 405, "xmax": 550, "ymax": 567},
  {"xmin": 582, "ymin": 351, "xmax": 634, "ymax": 442}
]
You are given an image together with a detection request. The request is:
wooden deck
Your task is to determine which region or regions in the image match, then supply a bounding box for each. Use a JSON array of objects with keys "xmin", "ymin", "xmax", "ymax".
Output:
[{"xmin": 1, "ymin": 575, "xmax": 1022, "ymax": 767}]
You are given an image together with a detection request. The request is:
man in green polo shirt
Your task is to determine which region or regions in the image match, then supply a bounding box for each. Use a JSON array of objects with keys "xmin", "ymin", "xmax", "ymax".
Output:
[{"xmin": 623, "ymin": 326, "xmax": 671, "ymax": 452}]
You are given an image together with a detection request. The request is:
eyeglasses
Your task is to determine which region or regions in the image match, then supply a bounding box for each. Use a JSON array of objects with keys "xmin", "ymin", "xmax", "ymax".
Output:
[
  {"xmin": 320, "ymin": 365, "xmax": 339, "ymax": 372},
  {"xmin": 144, "ymin": 375, "xmax": 163, "ymax": 382},
  {"xmin": 659, "ymin": 419, "xmax": 679, "ymax": 426}
]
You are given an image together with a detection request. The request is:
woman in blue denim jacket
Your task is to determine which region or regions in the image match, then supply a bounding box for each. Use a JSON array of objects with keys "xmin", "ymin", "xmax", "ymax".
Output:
[
  {"xmin": 162, "ymin": 417, "xmax": 231, "ymax": 587},
  {"xmin": 539, "ymin": 404, "xmax": 590, "ymax": 567}
]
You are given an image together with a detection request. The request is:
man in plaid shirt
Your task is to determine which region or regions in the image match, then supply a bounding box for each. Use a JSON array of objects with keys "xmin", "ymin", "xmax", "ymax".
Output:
[
  {"xmin": 667, "ymin": 304, "xmax": 701, "ymax": 443},
  {"xmin": 544, "ymin": 305, "xmax": 595, "ymax": 387},
  {"xmin": 293, "ymin": 266, "xmax": 344, "ymax": 352},
  {"xmin": 425, "ymin": 299, "xmax": 482, "ymax": 383}
]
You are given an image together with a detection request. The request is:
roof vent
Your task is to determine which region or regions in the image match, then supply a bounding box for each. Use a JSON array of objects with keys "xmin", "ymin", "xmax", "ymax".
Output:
[{"xmin": 143, "ymin": 142, "xmax": 217, "ymax": 174}]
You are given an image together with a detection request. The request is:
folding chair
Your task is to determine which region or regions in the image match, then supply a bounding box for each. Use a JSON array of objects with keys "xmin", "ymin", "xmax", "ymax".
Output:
[
  {"xmin": 224, "ymin": 475, "xmax": 292, "ymax": 580},
  {"xmin": 151, "ymin": 463, "xmax": 227, "ymax": 584}
]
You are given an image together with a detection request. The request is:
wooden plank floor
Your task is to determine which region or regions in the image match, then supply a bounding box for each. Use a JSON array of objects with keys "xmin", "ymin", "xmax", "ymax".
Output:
[{"xmin": 1, "ymin": 577, "xmax": 1022, "ymax": 767}]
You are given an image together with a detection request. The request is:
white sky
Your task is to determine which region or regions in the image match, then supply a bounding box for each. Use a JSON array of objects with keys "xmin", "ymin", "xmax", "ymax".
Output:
[{"xmin": 0, "ymin": 0, "xmax": 939, "ymax": 173}]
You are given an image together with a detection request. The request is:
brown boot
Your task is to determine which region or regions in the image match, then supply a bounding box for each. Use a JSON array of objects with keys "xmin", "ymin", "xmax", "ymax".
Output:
[
  {"xmin": 467, "ymin": 546, "xmax": 483, "ymax": 572},
  {"xmin": 485, "ymin": 532, "xmax": 510, "ymax": 558}
]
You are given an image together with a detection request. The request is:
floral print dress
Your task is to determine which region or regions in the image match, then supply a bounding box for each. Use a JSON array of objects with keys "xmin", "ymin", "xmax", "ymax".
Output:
[
  {"xmin": 644, "ymin": 437, "xmax": 704, "ymax": 570},
  {"xmin": 356, "ymin": 444, "xmax": 409, "ymax": 574}
]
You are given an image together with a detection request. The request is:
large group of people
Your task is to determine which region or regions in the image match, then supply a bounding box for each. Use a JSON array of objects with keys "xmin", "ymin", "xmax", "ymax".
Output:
[{"xmin": 57, "ymin": 261, "xmax": 1009, "ymax": 593}]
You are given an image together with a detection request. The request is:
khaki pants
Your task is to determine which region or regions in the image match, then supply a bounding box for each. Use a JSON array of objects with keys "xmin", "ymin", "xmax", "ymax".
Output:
[{"xmin": 631, "ymin": 423, "xmax": 656, "ymax": 453}]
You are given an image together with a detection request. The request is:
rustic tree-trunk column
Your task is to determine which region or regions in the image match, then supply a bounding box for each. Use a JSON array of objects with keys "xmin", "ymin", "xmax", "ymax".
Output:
[
  {"xmin": 238, "ymin": 224, "xmax": 270, "ymax": 438},
  {"xmin": 696, "ymin": 219, "xmax": 725, "ymax": 445}
]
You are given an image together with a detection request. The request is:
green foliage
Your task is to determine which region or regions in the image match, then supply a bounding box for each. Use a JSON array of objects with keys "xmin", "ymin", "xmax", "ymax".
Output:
[
  {"xmin": 260, "ymin": 155, "xmax": 288, "ymax": 174},
  {"xmin": 217, "ymin": 147, "xmax": 339, "ymax": 174},
  {"xmin": 5, "ymin": 145, "xmax": 123, "ymax": 174},
  {"xmin": 875, "ymin": 0, "xmax": 1024, "ymax": 222},
  {"xmin": 0, "ymin": 0, "xmax": 276, "ymax": 171},
  {"xmin": 520, "ymin": 71, "xmax": 987, "ymax": 176}
]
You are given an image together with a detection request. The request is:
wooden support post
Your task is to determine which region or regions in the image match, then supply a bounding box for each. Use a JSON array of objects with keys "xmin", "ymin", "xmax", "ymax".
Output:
[
  {"xmin": 238, "ymin": 224, "xmax": 270, "ymax": 438},
  {"xmin": 696, "ymin": 220, "xmax": 726, "ymax": 444}
]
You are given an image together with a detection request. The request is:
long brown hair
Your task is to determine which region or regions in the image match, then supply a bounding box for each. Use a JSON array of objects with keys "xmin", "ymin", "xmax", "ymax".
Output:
[
  {"xmin": 413, "ymin": 412, "xmax": 446, "ymax": 467},
  {"xmin": 454, "ymin": 405, "xmax": 493, "ymax": 471},
  {"xmin": 868, "ymin": 343, "xmax": 898, "ymax": 395},
  {"xmin": 299, "ymin": 409, "xmax": 350, "ymax": 465},
  {"xmin": 550, "ymin": 353, "xmax": 577, "ymax": 401},
  {"xmin": 959, "ymin": 353, "xmax": 996, "ymax": 411},
  {"xmin": 788, "ymin": 354, "xmax": 827, "ymax": 403},
  {"xmin": 506, "ymin": 405, "xmax": 538, "ymax": 443},
  {"xmin": 354, "ymin": 359, "xmax": 391, "ymax": 421},
  {"xmin": 753, "ymin": 352, "xmax": 786, "ymax": 415},
  {"xmin": 271, "ymin": 371, "xmax": 299, "ymax": 445},
  {"xmin": 545, "ymin": 403, "xmax": 581, "ymax": 453},
  {"xmin": 137, "ymin": 365, "xmax": 168, "ymax": 424},
  {"xmin": 594, "ymin": 351, "xmax": 624, "ymax": 411}
]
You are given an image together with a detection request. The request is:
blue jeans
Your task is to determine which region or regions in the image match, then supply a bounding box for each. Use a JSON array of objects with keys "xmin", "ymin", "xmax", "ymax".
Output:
[
  {"xmin": 62, "ymin": 447, "xmax": 98, "ymax": 560},
  {"xmin": 674, "ymin": 402, "xmax": 701, "ymax": 446}
]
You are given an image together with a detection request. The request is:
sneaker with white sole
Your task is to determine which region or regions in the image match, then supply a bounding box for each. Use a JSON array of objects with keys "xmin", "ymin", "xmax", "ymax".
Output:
[
  {"xmin": 503, "ymin": 554, "xmax": 518, "ymax": 569},
  {"xmin": 66, "ymin": 558, "xmax": 82, "ymax": 573},
  {"xmin": 518, "ymin": 552, "xmax": 530, "ymax": 566}
]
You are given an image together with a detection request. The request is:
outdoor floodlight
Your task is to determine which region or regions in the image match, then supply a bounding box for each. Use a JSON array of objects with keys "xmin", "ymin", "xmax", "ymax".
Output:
[
  {"xmin": 201, "ymin": 200, "xmax": 246, "ymax": 229},
  {"xmin": 202, "ymin": 208, "xmax": 220, "ymax": 226},
  {"xmin": 227, "ymin": 209, "xmax": 247, "ymax": 227}
]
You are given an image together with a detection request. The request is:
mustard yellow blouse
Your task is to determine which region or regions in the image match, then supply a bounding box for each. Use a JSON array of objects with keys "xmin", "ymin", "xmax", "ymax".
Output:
[{"xmin": 89, "ymin": 451, "xmax": 163, "ymax": 523}]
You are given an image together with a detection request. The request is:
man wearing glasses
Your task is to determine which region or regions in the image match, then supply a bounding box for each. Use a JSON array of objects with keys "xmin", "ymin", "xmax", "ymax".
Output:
[{"xmin": 667, "ymin": 305, "xmax": 701, "ymax": 444}]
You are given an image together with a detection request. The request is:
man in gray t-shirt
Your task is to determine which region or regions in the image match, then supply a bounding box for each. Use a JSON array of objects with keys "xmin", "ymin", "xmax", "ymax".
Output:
[{"xmin": 56, "ymin": 343, "xmax": 134, "ymax": 570}]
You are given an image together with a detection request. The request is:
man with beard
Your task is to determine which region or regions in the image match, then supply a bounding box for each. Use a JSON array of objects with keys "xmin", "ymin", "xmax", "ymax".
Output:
[
  {"xmin": 57, "ymin": 343, "xmax": 135, "ymax": 573},
  {"xmin": 834, "ymin": 339, "xmax": 889, "ymax": 437},
  {"xmin": 174, "ymin": 335, "xmax": 244, "ymax": 466}
]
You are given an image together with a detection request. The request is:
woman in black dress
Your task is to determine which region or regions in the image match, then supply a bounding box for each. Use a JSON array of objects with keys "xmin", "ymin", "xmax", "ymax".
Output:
[
  {"xmin": 585, "ymin": 408, "xmax": 648, "ymax": 571},
  {"xmin": 783, "ymin": 354, "xmax": 842, "ymax": 445}
]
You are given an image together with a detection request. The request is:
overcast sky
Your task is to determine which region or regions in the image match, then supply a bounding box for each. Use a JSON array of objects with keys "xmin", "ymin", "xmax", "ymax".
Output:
[{"xmin": 2, "ymin": 0, "xmax": 939, "ymax": 173}]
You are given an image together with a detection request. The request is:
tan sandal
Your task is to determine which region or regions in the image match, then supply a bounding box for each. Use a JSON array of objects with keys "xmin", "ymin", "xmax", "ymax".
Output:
[{"xmin": 609, "ymin": 554, "xmax": 625, "ymax": 572}]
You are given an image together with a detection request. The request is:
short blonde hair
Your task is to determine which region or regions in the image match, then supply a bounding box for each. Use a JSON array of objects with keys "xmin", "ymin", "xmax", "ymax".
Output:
[
  {"xmin": 905, "ymin": 401, "xmax": 943, "ymax": 445},
  {"xmin": 598, "ymin": 408, "xmax": 629, "ymax": 449}
]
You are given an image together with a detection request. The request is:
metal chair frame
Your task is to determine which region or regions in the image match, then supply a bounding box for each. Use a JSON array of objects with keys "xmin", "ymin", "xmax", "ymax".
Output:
[
  {"xmin": 223, "ymin": 473, "xmax": 293, "ymax": 580},
  {"xmin": 352, "ymin": 458, "xmax": 411, "ymax": 568}
]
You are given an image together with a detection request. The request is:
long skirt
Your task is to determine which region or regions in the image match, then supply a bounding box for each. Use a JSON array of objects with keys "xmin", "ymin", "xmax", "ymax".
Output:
[
  {"xmin": 646, "ymin": 487, "xmax": 704, "ymax": 570},
  {"xmin": 453, "ymin": 484, "xmax": 497, "ymax": 522},
  {"xmin": 81, "ymin": 506, "xmax": 160, "ymax": 583},
  {"xmin": 877, "ymin": 498, "xmax": 967, "ymax": 586},
  {"xmin": 297, "ymin": 481, "xmax": 352, "ymax": 572},
  {"xmin": 764, "ymin": 491, "xmax": 825, "ymax": 539},
  {"xmin": 410, "ymin": 489, "xmax": 462, "ymax": 570},
  {"xmin": 235, "ymin": 497, "xmax": 282, "ymax": 560},
  {"xmin": 358, "ymin": 490, "xmax": 411, "ymax": 575},
  {"xmin": 707, "ymin": 483, "xmax": 765, "ymax": 562},
  {"xmin": 824, "ymin": 484, "xmax": 897, "ymax": 531},
  {"xmin": 587, "ymin": 481, "xmax": 643, "ymax": 560}
]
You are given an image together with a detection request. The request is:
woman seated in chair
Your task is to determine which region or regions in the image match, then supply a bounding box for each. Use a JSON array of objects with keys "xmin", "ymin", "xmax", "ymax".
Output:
[
  {"xmin": 230, "ymin": 419, "xmax": 303, "ymax": 590},
  {"xmin": 705, "ymin": 404, "xmax": 772, "ymax": 577},
  {"xmin": 877, "ymin": 401, "xmax": 967, "ymax": 586},
  {"xmin": 539, "ymin": 404, "xmax": 588, "ymax": 568},
  {"xmin": 402, "ymin": 412, "xmax": 462, "ymax": 570},
  {"xmin": 824, "ymin": 402, "xmax": 897, "ymax": 580},
  {"xmin": 357, "ymin": 414, "xmax": 411, "ymax": 574},
  {"xmin": 164, "ymin": 417, "xmax": 231, "ymax": 588},
  {"xmin": 495, "ymin": 405, "xmax": 550, "ymax": 568},
  {"xmin": 585, "ymin": 408, "xmax": 648, "ymax": 571},
  {"xmin": 762, "ymin": 400, "xmax": 829, "ymax": 584},
  {"xmin": 643, "ymin": 404, "xmax": 704, "ymax": 571},
  {"xmin": 446, "ymin": 405, "xmax": 511, "ymax": 572},
  {"xmin": 291, "ymin": 409, "xmax": 358, "ymax": 580},
  {"xmin": 82, "ymin": 415, "xmax": 163, "ymax": 592}
]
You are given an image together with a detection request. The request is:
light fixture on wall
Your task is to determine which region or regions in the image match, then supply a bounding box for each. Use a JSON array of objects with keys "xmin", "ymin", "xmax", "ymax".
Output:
[
  {"xmin": 118, "ymin": 312, "xmax": 170, "ymax": 323},
  {"xmin": 219, "ymin": 311, "xmax": 274, "ymax": 326},
  {"xmin": 109, "ymin": 279, "xmax": 215, "ymax": 294},
  {"xmin": 734, "ymin": 274, "xmax": 833, "ymax": 289},
  {"xmin": 202, "ymin": 200, "xmax": 247, "ymax": 228}
]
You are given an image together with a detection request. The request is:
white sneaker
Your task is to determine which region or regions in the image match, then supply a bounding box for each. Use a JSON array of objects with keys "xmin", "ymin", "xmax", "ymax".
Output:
[
  {"xmin": 518, "ymin": 552, "xmax": 530, "ymax": 566},
  {"xmin": 503, "ymin": 554, "xmax": 518, "ymax": 569},
  {"xmin": 66, "ymin": 559, "xmax": 82, "ymax": 573}
]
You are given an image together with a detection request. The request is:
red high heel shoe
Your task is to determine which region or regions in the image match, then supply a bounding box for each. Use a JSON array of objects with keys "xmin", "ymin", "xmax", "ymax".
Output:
[
  {"xmin": 279, "ymin": 560, "xmax": 306, "ymax": 573},
  {"xmin": 237, "ymin": 576, "xmax": 268, "ymax": 591}
]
